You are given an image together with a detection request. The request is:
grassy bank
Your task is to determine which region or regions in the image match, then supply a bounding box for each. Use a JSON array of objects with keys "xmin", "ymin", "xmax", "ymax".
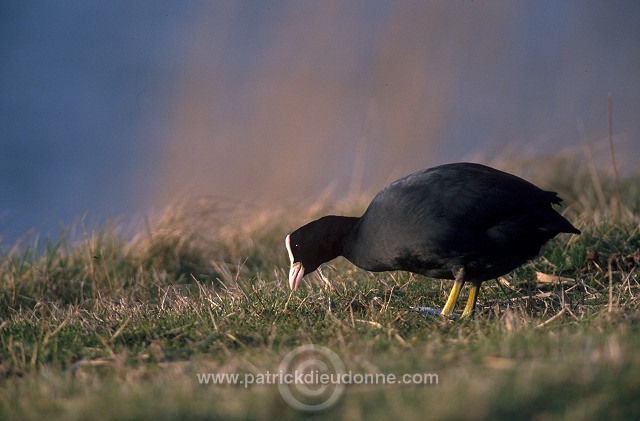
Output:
[{"xmin": 1, "ymin": 166, "xmax": 639, "ymax": 420}]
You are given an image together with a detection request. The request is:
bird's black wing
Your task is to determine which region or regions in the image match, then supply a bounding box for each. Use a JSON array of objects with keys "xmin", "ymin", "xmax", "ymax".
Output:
[
  {"xmin": 359, "ymin": 163, "xmax": 570, "ymax": 257},
  {"xmin": 371, "ymin": 163, "xmax": 555, "ymax": 226}
]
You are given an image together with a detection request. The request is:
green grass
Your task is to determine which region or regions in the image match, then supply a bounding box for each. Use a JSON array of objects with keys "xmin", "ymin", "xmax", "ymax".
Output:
[{"xmin": 1, "ymin": 167, "xmax": 639, "ymax": 420}]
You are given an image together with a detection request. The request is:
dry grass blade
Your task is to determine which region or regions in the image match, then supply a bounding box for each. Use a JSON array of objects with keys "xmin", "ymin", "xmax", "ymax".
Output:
[{"xmin": 536, "ymin": 272, "xmax": 576, "ymax": 285}]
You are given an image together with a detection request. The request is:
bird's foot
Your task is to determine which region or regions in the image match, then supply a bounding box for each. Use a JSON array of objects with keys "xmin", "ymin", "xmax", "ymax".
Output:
[{"xmin": 411, "ymin": 306, "xmax": 459, "ymax": 319}]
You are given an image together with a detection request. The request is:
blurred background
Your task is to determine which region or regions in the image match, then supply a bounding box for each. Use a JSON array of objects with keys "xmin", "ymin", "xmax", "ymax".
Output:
[{"xmin": 1, "ymin": 1, "xmax": 639, "ymax": 246}]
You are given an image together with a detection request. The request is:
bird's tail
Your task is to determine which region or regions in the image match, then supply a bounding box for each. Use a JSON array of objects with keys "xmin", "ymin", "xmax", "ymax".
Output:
[{"xmin": 538, "ymin": 210, "xmax": 581, "ymax": 235}]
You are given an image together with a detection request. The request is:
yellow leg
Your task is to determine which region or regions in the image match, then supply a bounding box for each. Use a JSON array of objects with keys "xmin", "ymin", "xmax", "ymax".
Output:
[
  {"xmin": 441, "ymin": 269, "xmax": 465, "ymax": 317},
  {"xmin": 461, "ymin": 283, "xmax": 479, "ymax": 318},
  {"xmin": 441, "ymin": 280, "xmax": 463, "ymax": 316}
]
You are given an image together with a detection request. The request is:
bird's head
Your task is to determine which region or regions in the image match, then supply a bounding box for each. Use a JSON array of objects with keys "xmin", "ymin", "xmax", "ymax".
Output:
[
  {"xmin": 285, "ymin": 229, "xmax": 326, "ymax": 291},
  {"xmin": 285, "ymin": 216, "xmax": 358, "ymax": 290}
]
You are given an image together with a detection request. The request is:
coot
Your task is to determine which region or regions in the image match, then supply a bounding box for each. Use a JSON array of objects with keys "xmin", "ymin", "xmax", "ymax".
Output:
[{"xmin": 285, "ymin": 162, "xmax": 580, "ymax": 317}]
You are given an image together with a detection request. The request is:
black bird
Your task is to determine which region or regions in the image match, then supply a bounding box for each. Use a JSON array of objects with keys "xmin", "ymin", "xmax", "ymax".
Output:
[{"xmin": 285, "ymin": 162, "xmax": 581, "ymax": 317}]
